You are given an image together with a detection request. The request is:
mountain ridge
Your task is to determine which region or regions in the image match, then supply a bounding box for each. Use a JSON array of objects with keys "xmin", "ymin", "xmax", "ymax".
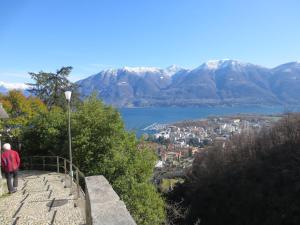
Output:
[{"xmin": 76, "ymin": 60, "xmax": 300, "ymax": 107}]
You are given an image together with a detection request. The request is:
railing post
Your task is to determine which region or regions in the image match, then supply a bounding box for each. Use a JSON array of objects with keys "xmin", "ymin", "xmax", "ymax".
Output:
[
  {"xmin": 70, "ymin": 164, "xmax": 73, "ymax": 196},
  {"xmin": 64, "ymin": 159, "xmax": 67, "ymax": 187},
  {"xmin": 56, "ymin": 156, "xmax": 59, "ymax": 173},
  {"xmin": 43, "ymin": 156, "xmax": 45, "ymax": 171},
  {"xmin": 30, "ymin": 157, "xmax": 33, "ymax": 170},
  {"xmin": 76, "ymin": 169, "xmax": 79, "ymax": 200}
]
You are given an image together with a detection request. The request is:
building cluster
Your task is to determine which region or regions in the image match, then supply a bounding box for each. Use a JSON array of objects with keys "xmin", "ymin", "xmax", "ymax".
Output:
[{"xmin": 152, "ymin": 116, "xmax": 278, "ymax": 170}]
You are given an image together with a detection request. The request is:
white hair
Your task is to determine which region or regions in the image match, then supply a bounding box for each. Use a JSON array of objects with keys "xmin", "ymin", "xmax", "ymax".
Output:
[{"xmin": 3, "ymin": 143, "xmax": 11, "ymax": 151}]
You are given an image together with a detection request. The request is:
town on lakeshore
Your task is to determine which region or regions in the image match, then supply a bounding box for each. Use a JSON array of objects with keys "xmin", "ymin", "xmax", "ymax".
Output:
[{"xmin": 147, "ymin": 114, "xmax": 282, "ymax": 190}]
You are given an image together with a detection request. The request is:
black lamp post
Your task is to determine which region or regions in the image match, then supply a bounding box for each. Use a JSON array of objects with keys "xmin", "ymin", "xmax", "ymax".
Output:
[{"xmin": 64, "ymin": 91, "xmax": 73, "ymax": 193}]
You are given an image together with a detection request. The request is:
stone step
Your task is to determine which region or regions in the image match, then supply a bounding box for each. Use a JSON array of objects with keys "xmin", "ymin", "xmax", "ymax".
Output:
[{"xmin": 0, "ymin": 171, "xmax": 85, "ymax": 225}]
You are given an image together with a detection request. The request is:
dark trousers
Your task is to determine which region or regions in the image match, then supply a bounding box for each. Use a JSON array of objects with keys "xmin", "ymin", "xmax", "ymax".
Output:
[{"xmin": 5, "ymin": 170, "xmax": 18, "ymax": 193}]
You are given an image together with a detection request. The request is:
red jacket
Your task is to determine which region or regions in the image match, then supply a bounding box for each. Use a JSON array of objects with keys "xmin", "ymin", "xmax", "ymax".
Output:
[{"xmin": 1, "ymin": 149, "xmax": 20, "ymax": 173}]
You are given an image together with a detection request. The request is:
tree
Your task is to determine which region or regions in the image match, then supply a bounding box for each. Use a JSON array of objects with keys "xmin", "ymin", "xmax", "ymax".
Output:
[
  {"xmin": 157, "ymin": 136, "xmax": 170, "ymax": 145},
  {"xmin": 27, "ymin": 66, "xmax": 80, "ymax": 109},
  {"xmin": 188, "ymin": 138, "xmax": 202, "ymax": 147},
  {"xmin": 72, "ymin": 96, "xmax": 166, "ymax": 225},
  {"xmin": 0, "ymin": 90, "xmax": 47, "ymax": 146},
  {"xmin": 22, "ymin": 96, "xmax": 166, "ymax": 225},
  {"xmin": 22, "ymin": 106, "xmax": 67, "ymax": 156}
]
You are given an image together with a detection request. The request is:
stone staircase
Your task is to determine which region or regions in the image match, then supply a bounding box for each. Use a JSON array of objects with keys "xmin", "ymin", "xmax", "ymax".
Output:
[{"xmin": 0, "ymin": 170, "xmax": 85, "ymax": 225}]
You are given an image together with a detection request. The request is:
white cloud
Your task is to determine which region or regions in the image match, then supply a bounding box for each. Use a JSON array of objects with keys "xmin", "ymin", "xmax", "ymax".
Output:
[{"xmin": 0, "ymin": 81, "xmax": 28, "ymax": 90}]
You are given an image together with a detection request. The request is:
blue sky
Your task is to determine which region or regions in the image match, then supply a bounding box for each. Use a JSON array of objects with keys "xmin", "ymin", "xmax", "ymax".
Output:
[{"xmin": 0, "ymin": 0, "xmax": 300, "ymax": 83}]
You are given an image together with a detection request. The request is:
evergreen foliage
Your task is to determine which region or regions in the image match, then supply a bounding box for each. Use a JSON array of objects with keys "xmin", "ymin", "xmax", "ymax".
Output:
[
  {"xmin": 22, "ymin": 106, "xmax": 67, "ymax": 156},
  {"xmin": 27, "ymin": 67, "xmax": 80, "ymax": 109}
]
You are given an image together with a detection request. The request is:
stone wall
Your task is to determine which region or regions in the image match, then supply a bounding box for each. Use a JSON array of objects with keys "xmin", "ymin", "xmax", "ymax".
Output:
[{"xmin": 85, "ymin": 175, "xmax": 136, "ymax": 225}]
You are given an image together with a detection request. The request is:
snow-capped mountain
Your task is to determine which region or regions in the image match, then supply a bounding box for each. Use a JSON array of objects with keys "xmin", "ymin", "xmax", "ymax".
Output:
[
  {"xmin": 120, "ymin": 65, "xmax": 184, "ymax": 77},
  {"xmin": 164, "ymin": 65, "xmax": 186, "ymax": 76},
  {"xmin": 0, "ymin": 81, "xmax": 28, "ymax": 94},
  {"xmin": 76, "ymin": 60, "xmax": 300, "ymax": 107},
  {"xmin": 270, "ymin": 62, "xmax": 300, "ymax": 103},
  {"xmin": 122, "ymin": 66, "xmax": 162, "ymax": 75},
  {"xmin": 196, "ymin": 59, "xmax": 262, "ymax": 71},
  {"xmin": 2, "ymin": 60, "xmax": 299, "ymax": 107},
  {"xmin": 272, "ymin": 61, "xmax": 300, "ymax": 72},
  {"xmin": 77, "ymin": 66, "xmax": 180, "ymax": 106}
]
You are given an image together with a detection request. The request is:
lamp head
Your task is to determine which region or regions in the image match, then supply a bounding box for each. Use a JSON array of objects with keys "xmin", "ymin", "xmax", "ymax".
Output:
[{"xmin": 65, "ymin": 91, "xmax": 72, "ymax": 101}]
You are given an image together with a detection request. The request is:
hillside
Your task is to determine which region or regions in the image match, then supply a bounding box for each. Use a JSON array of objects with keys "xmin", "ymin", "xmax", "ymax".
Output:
[
  {"xmin": 77, "ymin": 60, "xmax": 300, "ymax": 107},
  {"xmin": 166, "ymin": 113, "xmax": 300, "ymax": 225}
]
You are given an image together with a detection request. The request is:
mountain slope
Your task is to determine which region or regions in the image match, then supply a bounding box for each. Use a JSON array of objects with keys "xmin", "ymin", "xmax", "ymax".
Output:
[
  {"xmin": 270, "ymin": 62, "xmax": 300, "ymax": 104},
  {"xmin": 77, "ymin": 60, "xmax": 300, "ymax": 107}
]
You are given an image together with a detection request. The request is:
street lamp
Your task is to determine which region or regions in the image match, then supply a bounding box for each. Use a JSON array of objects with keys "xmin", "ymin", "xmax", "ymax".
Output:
[{"xmin": 64, "ymin": 91, "xmax": 73, "ymax": 193}]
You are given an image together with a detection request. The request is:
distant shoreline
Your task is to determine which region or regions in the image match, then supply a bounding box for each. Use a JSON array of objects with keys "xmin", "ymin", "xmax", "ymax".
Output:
[
  {"xmin": 117, "ymin": 104, "xmax": 300, "ymax": 109},
  {"xmin": 118, "ymin": 105, "xmax": 296, "ymax": 137},
  {"xmin": 171, "ymin": 113, "xmax": 284, "ymax": 127}
]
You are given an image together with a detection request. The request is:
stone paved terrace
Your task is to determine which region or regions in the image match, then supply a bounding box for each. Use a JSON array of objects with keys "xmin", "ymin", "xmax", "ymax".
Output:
[{"xmin": 0, "ymin": 170, "xmax": 85, "ymax": 225}]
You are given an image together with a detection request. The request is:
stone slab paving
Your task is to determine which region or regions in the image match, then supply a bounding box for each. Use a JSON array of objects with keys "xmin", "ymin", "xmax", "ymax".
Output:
[{"xmin": 0, "ymin": 171, "xmax": 85, "ymax": 225}]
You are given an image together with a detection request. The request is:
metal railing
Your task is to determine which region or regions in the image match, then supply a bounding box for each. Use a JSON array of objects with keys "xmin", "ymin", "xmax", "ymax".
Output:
[{"xmin": 21, "ymin": 156, "xmax": 86, "ymax": 202}]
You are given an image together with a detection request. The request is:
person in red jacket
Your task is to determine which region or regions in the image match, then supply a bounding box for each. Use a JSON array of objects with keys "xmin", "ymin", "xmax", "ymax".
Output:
[{"xmin": 1, "ymin": 143, "xmax": 20, "ymax": 194}]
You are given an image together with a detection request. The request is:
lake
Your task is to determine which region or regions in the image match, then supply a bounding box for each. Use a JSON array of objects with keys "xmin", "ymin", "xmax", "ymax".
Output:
[{"xmin": 118, "ymin": 105, "xmax": 299, "ymax": 136}]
